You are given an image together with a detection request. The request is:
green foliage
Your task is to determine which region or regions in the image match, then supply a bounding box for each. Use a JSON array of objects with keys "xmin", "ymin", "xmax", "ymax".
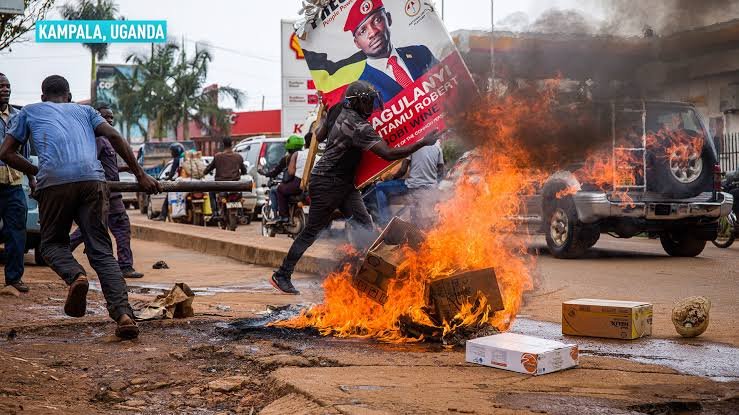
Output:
[
  {"xmin": 61, "ymin": 0, "xmax": 118, "ymax": 60},
  {"xmin": 0, "ymin": 0, "xmax": 55, "ymax": 52}
]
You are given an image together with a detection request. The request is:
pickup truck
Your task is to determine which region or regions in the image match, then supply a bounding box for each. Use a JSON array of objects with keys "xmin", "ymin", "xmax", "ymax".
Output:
[{"xmin": 443, "ymin": 100, "xmax": 734, "ymax": 258}]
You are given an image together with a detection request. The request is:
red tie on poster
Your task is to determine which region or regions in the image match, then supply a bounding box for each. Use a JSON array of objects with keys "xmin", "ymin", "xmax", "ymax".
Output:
[{"xmin": 387, "ymin": 56, "xmax": 413, "ymax": 89}]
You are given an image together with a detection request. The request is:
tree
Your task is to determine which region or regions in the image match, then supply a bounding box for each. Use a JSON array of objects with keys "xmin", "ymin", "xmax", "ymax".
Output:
[
  {"xmin": 110, "ymin": 68, "xmax": 145, "ymax": 142},
  {"xmin": 61, "ymin": 0, "xmax": 119, "ymax": 102},
  {"xmin": 170, "ymin": 44, "xmax": 243, "ymax": 140},
  {"xmin": 0, "ymin": 0, "xmax": 55, "ymax": 51}
]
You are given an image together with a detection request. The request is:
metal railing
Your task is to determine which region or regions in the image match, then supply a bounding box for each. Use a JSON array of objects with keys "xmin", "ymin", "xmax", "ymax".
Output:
[{"xmin": 719, "ymin": 132, "xmax": 739, "ymax": 173}]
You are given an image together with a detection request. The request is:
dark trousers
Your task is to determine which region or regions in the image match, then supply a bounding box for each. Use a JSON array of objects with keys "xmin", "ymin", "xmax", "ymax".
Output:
[
  {"xmin": 276, "ymin": 175, "xmax": 374, "ymax": 279},
  {"xmin": 69, "ymin": 210, "xmax": 133, "ymax": 270},
  {"xmin": 276, "ymin": 177, "xmax": 302, "ymax": 217},
  {"xmin": 0, "ymin": 184, "xmax": 27, "ymax": 285},
  {"xmin": 37, "ymin": 181, "xmax": 133, "ymax": 321}
]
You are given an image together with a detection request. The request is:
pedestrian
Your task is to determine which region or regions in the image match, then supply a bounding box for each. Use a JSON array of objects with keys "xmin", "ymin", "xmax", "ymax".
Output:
[
  {"xmin": 0, "ymin": 72, "xmax": 33, "ymax": 293},
  {"xmin": 203, "ymin": 137, "xmax": 247, "ymax": 217},
  {"xmin": 68, "ymin": 104, "xmax": 144, "ymax": 279},
  {"xmin": 268, "ymin": 80, "xmax": 442, "ymax": 294},
  {"xmin": 0, "ymin": 75, "xmax": 161, "ymax": 339}
]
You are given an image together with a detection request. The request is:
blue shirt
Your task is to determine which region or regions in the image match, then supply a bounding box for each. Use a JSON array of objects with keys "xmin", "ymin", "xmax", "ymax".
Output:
[{"xmin": 7, "ymin": 102, "xmax": 106, "ymax": 190}]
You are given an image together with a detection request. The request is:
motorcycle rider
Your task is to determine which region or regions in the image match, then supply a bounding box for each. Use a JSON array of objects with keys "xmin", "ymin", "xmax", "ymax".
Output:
[
  {"xmin": 263, "ymin": 135, "xmax": 305, "ymax": 223},
  {"xmin": 268, "ymin": 80, "xmax": 442, "ymax": 294},
  {"xmin": 154, "ymin": 143, "xmax": 185, "ymax": 221},
  {"xmin": 203, "ymin": 137, "xmax": 247, "ymax": 216}
]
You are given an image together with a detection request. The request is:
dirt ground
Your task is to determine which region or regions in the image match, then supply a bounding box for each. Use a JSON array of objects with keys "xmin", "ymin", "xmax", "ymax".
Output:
[{"xmin": 1, "ymin": 235, "xmax": 738, "ymax": 414}]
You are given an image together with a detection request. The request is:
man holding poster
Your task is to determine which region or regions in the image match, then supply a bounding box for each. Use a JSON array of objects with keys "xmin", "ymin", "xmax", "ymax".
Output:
[
  {"xmin": 270, "ymin": 80, "xmax": 442, "ymax": 295},
  {"xmin": 301, "ymin": 0, "xmax": 475, "ymax": 188}
]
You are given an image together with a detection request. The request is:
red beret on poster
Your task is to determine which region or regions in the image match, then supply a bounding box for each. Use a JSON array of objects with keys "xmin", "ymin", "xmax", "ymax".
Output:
[{"xmin": 344, "ymin": 0, "xmax": 385, "ymax": 33}]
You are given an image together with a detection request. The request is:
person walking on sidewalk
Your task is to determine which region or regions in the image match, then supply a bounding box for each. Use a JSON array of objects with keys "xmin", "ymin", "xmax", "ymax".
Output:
[
  {"xmin": 0, "ymin": 75, "xmax": 161, "ymax": 339},
  {"xmin": 69, "ymin": 105, "xmax": 144, "ymax": 279},
  {"xmin": 268, "ymin": 80, "xmax": 442, "ymax": 294},
  {"xmin": 0, "ymin": 73, "xmax": 33, "ymax": 293}
]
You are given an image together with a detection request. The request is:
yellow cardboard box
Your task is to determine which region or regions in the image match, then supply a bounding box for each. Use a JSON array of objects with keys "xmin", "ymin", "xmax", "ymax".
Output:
[{"xmin": 562, "ymin": 299, "xmax": 652, "ymax": 339}]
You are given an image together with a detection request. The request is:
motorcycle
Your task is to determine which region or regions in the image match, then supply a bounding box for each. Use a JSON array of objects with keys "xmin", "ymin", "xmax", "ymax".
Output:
[
  {"xmin": 712, "ymin": 171, "xmax": 739, "ymax": 248},
  {"xmin": 218, "ymin": 192, "xmax": 243, "ymax": 231},
  {"xmin": 188, "ymin": 192, "xmax": 207, "ymax": 227},
  {"xmin": 261, "ymin": 178, "xmax": 307, "ymax": 238}
]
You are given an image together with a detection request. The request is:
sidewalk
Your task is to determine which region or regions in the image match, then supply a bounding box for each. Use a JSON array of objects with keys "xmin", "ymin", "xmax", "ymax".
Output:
[{"xmin": 128, "ymin": 211, "xmax": 341, "ymax": 275}]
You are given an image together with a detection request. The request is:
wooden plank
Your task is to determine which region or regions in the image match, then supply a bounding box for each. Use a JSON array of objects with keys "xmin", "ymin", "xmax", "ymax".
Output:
[{"xmin": 301, "ymin": 104, "xmax": 325, "ymax": 190}]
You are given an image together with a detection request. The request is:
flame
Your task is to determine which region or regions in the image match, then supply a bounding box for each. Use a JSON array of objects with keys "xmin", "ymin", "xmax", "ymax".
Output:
[{"xmin": 275, "ymin": 87, "xmax": 557, "ymax": 343}]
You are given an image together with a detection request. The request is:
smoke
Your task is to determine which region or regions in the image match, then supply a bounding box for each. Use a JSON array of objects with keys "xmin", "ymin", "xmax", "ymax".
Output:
[{"xmin": 495, "ymin": 0, "xmax": 739, "ymax": 36}]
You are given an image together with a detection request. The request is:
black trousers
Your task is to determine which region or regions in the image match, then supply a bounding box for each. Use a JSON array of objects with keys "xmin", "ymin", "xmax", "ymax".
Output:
[
  {"xmin": 37, "ymin": 181, "xmax": 133, "ymax": 321},
  {"xmin": 276, "ymin": 175, "xmax": 374, "ymax": 279}
]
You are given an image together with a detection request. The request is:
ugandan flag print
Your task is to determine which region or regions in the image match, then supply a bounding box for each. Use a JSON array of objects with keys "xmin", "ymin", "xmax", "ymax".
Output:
[{"xmin": 303, "ymin": 49, "xmax": 367, "ymax": 106}]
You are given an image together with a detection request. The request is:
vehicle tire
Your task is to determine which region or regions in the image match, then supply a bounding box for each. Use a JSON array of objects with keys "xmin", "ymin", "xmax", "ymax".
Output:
[
  {"xmin": 261, "ymin": 218, "xmax": 276, "ymax": 237},
  {"xmin": 286, "ymin": 210, "xmax": 305, "ymax": 237},
  {"xmin": 34, "ymin": 248, "xmax": 46, "ymax": 266},
  {"xmin": 193, "ymin": 213, "xmax": 204, "ymax": 227},
  {"xmin": 228, "ymin": 212, "xmax": 238, "ymax": 231},
  {"xmin": 660, "ymin": 233, "xmax": 707, "ymax": 257},
  {"xmin": 146, "ymin": 200, "xmax": 155, "ymax": 220},
  {"xmin": 544, "ymin": 196, "xmax": 598, "ymax": 259},
  {"xmin": 648, "ymin": 132, "xmax": 712, "ymax": 198},
  {"xmin": 711, "ymin": 213, "xmax": 736, "ymax": 249}
]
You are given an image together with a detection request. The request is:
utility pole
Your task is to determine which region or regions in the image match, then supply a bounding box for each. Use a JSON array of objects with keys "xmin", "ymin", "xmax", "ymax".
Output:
[
  {"xmin": 261, "ymin": 95, "xmax": 265, "ymax": 111},
  {"xmin": 441, "ymin": 0, "xmax": 445, "ymax": 21},
  {"xmin": 490, "ymin": 0, "xmax": 495, "ymax": 90}
]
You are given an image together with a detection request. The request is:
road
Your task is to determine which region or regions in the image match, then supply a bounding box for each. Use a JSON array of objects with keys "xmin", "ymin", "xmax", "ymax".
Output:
[{"xmin": 0, "ymin": 223, "xmax": 737, "ymax": 414}]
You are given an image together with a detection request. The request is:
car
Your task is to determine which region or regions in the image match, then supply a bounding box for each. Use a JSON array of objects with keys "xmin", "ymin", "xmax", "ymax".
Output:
[
  {"xmin": 0, "ymin": 156, "xmax": 43, "ymax": 265},
  {"xmin": 146, "ymin": 156, "xmax": 257, "ymax": 220},
  {"xmin": 442, "ymin": 100, "xmax": 734, "ymax": 259},
  {"xmin": 233, "ymin": 136, "xmax": 288, "ymax": 217}
]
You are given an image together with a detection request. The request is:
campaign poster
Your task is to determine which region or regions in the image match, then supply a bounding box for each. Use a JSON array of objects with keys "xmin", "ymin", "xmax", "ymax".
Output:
[
  {"xmin": 299, "ymin": 0, "xmax": 476, "ymax": 187},
  {"xmin": 281, "ymin": 19, "xmax": 320, "ymax": 137},
  {"xmin": 96, "ymin": 64, "xmax": 149, "ymax": 143}
]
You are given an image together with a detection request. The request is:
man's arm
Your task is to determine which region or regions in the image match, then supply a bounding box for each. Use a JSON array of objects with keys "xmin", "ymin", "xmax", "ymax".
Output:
[
  {"xmin": 239, "ymin": 156, "xmax": 247, "ymax": 176},
  {"xmin": 203, "ymin": 157, "xmax": 216, "ymax": 177},
  {"xmin": 287, "ymin": 152, "xmax": 298, "ymax": 177},
  {"xmin": 369, "ymin": 130, "xmax": 442, "ymax": 161},
  {"xmin": 0, "ymin": 134, "xmax": 38, "ymax": 176},
  {"xmin": 392, "ymin": 159, "xmax": 410, "ymax": 180},
  {"xmin": 95, "ymin": 123, "xmax": 161, "ymax": 193}
]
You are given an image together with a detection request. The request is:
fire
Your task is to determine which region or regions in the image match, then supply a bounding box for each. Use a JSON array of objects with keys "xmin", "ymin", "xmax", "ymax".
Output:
[{"xmin": 275, "ymin": 87, "xmax": 553, "ymax": 343}]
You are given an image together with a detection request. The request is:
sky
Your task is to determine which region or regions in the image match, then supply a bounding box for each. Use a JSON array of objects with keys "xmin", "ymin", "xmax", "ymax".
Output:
[{"xmin": 0, "ymin": 0, "xmax": 608, "ymax": 110}]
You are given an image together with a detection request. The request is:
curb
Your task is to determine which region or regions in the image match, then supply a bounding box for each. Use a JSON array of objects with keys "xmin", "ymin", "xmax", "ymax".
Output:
[{"xmin": 129, "ymin": 223, "xmax": 339, "ymax": 275}]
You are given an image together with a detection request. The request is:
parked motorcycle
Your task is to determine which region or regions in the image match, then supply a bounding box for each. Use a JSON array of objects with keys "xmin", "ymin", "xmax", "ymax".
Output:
[
  {"xmin": 261, "ymin": 179, "xmax": 306, "ymax": 238},
  {"xmin": 218, "ymin": 192, "xmax": 243, "ymax": 231},
  {"xmin": 712, "ymin": 171, "xmax": 739, "ymax": 248}
]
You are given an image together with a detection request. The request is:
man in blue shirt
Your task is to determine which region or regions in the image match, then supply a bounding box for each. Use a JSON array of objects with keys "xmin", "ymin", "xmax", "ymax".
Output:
[
  {"xmin": 0, "ymin": 73, "xmax": 33, "ymax": 294},
  {"xmin": 0, "ymin": 75, "xmax": 160, "ymax": 340}
]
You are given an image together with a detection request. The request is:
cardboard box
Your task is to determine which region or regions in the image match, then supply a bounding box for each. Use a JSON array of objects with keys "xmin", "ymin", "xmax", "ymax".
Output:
[
  {"xmin": 562, "ymin": 299, "xmax": 653, "ymax": 339},
  {"xmin": 466, "ymin": 333, "xmax": 579, "ymax": 375},
  {"xmin": 426, "ymin": 268, "xmax": 504, "ymax": 323},
  {"xmin": 352, "ymin": 217, "xmax": 425, "ymax": 304}
]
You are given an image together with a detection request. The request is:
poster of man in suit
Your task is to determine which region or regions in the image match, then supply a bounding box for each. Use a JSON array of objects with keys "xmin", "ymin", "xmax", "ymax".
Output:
[{"xmin": 298, "ymin": 0, "xmax": 475, "ymax": 187}]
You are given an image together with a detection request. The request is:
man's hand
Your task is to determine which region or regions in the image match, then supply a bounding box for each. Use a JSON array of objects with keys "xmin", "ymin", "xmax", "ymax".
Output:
[
  {"xmin": 137, "ymin": 173, "xmax": 161, "ymax": 194},
  {"xmin": 27, "ymin": 176, "xmax": 37, "ymax": 198}
]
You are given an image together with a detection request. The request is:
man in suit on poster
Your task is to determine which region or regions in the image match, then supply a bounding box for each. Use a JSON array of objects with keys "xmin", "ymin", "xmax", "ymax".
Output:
[{"xmin": 345, "ymin": 0, "xmax": 439, "ymax": 103}]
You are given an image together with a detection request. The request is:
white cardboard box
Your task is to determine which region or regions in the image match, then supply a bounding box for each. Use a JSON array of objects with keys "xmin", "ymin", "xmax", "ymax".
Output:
[{"xmin": 465, "ymin": 333, "xmax": 579, "ymax": 375}]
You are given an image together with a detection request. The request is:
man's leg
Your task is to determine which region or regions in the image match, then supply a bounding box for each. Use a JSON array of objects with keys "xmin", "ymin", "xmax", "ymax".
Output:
[
  {"xmin": 269, "ymin": 187, "xmax": 279, "ymax": 216},
  {"xmin": 75, "ymin": 182, "xmax": 135, "ymax": 325},
  {"xmin": 276, "ymin": 179, "xmax": 301, "ymax": 218},
  {"xmin": 108, "ymin": 211, "xmax": 134, "ymax": 271},
  {"xmin": 374, "ymin": 180, "xmax": 408, "ymax": 225},
  {"xmin": 272, "ymin": 177, "xmax": 343, "ymax": 293},
  {"xmin": 1, "ymin": 185, "xmax": 27, "ymax": 289},
  {"xmin": 37, "ymin": 184, "xmax": 86, "ymax": 284}
]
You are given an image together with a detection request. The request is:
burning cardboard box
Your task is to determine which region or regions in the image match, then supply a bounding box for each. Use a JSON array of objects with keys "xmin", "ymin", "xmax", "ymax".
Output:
[
  {"xmin": 466, "ymin": 333, "xmax": 579, "ymax": 375},
  {"xmin": 352, "ymin": 218, "xmax": 424, "ymax": 304},
  {"xmin": 562, "ymin": 299, "xmax": 652, "ymax": 340},
  {"xmin": 353, "ymin": 218, "xmax": 504, "ymax": 324}
]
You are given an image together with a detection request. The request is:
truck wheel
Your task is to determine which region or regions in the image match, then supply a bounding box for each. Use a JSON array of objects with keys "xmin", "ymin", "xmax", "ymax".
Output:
[
  {"xmin": 648, "ymin": 132, "xmax": 711, "ymax": 198},
  {"xmin": 660, "ymin": 233, "xmax": 706, "ymax": 257},
  {"xmin": 34, "ymin": 248, "xmax": 46, "ymax": 266},
  {"xmin": 544, "ymin": 197, "xmax": 598, "ymax": 259}
]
